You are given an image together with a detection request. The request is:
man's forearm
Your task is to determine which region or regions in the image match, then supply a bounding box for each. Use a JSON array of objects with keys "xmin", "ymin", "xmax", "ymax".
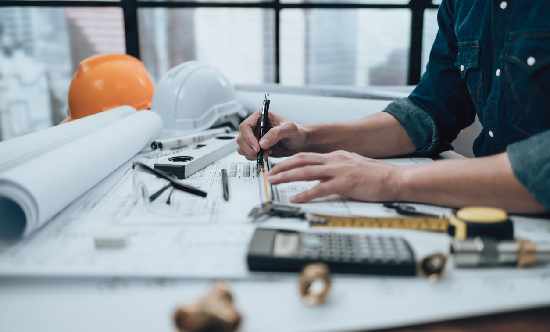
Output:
[
  {"xmin": 302, "ymin": 112, "xmax": 416, "ymax": 158},
  {"xmin": 396, "ymin": 152, "xmax": 548, "ymax": 214}
]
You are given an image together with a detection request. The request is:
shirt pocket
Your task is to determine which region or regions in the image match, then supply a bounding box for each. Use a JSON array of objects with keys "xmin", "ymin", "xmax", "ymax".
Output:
[
  {"xmin": 501, "ymin": 28, "xmax": 550, "ymax": 136},
  {"xmin": 456, "ymin": 40, "xmax": 485, "ymax": 111}
]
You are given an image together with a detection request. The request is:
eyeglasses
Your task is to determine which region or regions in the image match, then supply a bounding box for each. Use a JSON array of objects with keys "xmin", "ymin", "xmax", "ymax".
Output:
[{"xmin": 132, "ymin": 162, "xmax": 207, "ymax": 216}]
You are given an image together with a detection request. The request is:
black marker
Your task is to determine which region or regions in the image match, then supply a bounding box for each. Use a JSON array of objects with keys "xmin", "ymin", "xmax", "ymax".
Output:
[{"xmin": 257, "ymin": 94, "xmax": 270, "ymax": 168}]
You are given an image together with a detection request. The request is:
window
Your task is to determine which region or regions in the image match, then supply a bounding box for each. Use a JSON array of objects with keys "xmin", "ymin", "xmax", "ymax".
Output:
[
  {"xmin": 0, "ymin": 6, "xmax": 125, "ymax": 140},
  {"xmin": 138, "ymin": 8, "xmax": 275, "ymax": 84},
  {"xmin": 281, "ymin": 9, "xmax": 411, "ymax": 86},
  {"xmin": 0, "ymin": 0, "xmax": 439, "ymax": 141},
  {"xmin": 422, "ymin": 8, "xmax": 438, "ymax": 75}
]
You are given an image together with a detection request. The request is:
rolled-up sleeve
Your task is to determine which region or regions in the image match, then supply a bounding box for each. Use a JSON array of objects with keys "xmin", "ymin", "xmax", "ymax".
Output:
[
  {"xmin": 507, "ymin": 130, "xmax": 550, "ymax": 209},
  {"xmin": 383, "ymin": 97, "xmax": 449, "ymax": 155},
  {"xmin": 384, "ymin": 0, "xmax": 475, "ymax": 155}
]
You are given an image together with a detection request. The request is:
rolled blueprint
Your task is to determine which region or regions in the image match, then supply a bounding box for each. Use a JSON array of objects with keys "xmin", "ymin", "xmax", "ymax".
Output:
[
  {"xmin": 235, "ymin": 89, "xmax": 399, "ymax": 125},
  {"xmin": 0, "ymin": 106, "xmax": 136, "ymax": 173},
  {"xmin": 0, "ymin": 110, "xmax": 163, "ymax": 239}
]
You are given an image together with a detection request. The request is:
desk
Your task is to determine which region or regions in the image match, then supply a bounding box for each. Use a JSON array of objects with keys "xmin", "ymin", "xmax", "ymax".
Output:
[
  {"xmin": 380, "ymin": 306, "xmax": 550, "ymax": 332},
  {"xmin": 1, "ymin": 150, "xmax": 549, "ymax": 332},
  {"xmin": 2, "ymin": 263, "xmax": 550, "ymax": 332}
]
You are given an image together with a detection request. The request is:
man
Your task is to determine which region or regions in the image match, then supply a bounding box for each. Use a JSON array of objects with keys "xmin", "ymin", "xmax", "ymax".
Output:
[{"xmin": 237, "ymin": 0, "xmax": 549, "ymax": 214}]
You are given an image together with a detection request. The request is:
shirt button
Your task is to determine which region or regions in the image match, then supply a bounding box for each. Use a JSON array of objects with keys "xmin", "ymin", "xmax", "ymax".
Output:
[
  {"xmin": 460, "ymin": 65, "xmax": 465, "ymax": 72},
  {"xmin": 496, "ymin": 69, "xmax": 500, "ymax": 76},
  {"xmin": 527, "ymin": 56, "xmax": 536, "ymax": 66},
  {"xmin": 500, "ymin": 1, "xmax": 507, "ymax": 9},
  {"xmin": 489, "ymin": 131, "xmax": 494, "ymax": 137}
]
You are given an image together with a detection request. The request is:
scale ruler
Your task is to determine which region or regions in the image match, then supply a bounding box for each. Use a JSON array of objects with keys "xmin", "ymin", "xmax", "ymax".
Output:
[{"xmin": 310, "ymin": 215, "xmax": 449, "ymax": 232}]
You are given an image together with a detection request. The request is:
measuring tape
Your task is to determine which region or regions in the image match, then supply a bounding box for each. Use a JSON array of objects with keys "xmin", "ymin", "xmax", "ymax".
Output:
[
  {"xmin": 310, "ymin": 215, "xmax": 448, "ymax": 231},
  {"xmin": 310, "ymin": 207, "xmax": 514, "ymax": 240}
]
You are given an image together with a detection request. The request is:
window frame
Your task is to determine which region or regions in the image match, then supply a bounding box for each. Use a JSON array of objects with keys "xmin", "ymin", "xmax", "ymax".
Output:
[{"xmin": 0, "ymin": 0, "xmax": 438, "ymax": 84}]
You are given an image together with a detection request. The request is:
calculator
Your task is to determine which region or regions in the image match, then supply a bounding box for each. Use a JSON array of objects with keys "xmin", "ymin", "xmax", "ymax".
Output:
[{"xmin": 247, "ymin": 229, "xmax": 417, "ymax": 276}]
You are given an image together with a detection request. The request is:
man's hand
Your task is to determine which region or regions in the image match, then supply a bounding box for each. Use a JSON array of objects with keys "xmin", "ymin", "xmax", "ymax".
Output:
[
  {"xmin": 267, "ymin": 151, "xmax": 401, "ymax": 204},
  {"xmin": 268, "ymin": 151, "xmax": 548, "ymax": 214},
  {"xmin": 237, "ymin": 109, "xmax": 307, "ymax": 161}
]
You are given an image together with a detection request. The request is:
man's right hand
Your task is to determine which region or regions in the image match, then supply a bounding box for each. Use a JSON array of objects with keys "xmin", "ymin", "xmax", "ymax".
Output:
[{"xmin": 237, "ymin": 109, "xmax": 307, "ymax": 161}]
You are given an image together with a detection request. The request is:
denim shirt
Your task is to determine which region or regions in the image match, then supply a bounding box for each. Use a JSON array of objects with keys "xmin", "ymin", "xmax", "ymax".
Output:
[{"xmin": 383, "ymin": 0, "xmax": 550, "ymax": 209}]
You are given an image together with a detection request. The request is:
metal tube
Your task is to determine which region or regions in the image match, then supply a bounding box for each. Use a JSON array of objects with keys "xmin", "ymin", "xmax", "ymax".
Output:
[{"xmin": 451, "ymin": 238, "xmax": 550, "ymax": 268}]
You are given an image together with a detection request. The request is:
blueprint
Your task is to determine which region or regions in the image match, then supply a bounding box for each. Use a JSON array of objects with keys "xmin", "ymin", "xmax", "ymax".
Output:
[
  {"xmin": 0, "ymin": 152, "xmax": 261, "ymax": 278},
  {"xmin": 95, "ymin": 153, "xmax": 261, "ymax": 225},
  {"xmin": 1, "ymin": 152, "xmax": 549, "ymax": 279}
]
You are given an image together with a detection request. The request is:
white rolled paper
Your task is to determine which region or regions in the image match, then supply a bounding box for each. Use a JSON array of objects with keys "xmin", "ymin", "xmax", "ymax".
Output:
[{"xmin": 0, "ymin": 110, "xmax": 163, "ymax": 239}]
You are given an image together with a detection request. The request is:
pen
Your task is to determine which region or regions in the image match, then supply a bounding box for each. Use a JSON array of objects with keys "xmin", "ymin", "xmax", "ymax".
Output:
[
  {"xmin": 257, "ymin": 94, "xmax": 270, "ymax": 168},
  {"xmin": 221, "ymin": 169, "xmax": 229, "ymax": 201},
  {"xmin": 150, "ymin": 126, "xmax": 231, "ymax": 150}
]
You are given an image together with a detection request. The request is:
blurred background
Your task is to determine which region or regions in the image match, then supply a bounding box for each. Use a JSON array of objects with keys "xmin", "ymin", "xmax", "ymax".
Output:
[{"xmin": 0, "ymin": 0, "xmax": 441, "ymax": 142}]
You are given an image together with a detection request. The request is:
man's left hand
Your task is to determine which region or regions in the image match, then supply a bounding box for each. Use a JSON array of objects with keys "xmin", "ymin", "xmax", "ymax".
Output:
[{"xmin": 267, "ymin": 151, "xmax": 403, "ymax": 203}]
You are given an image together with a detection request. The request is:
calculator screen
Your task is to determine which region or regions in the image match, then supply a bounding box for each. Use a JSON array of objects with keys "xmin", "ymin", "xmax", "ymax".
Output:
[{"xmin": 273, "ymin": 232, "xmax": 299, "ymax": 257}]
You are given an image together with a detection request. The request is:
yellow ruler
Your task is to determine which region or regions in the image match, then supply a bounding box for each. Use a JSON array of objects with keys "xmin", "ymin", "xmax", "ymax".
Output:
[
  {"xmin": 310, "ymin": 215, "xmax": 449, "ymax": 232},
  {"xmin": 310, "ymin": 207, "xmax": 514, "ymax": 240}
]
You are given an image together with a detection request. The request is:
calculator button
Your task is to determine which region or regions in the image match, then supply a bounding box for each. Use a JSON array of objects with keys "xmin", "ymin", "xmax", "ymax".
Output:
[{"xmin": 301, "ymin": 235, "xmax": 323, "ymax": 248}]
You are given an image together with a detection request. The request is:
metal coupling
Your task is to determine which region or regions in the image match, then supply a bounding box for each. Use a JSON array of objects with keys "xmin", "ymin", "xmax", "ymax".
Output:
[{"xmin": 450, "ymin": 237, "xmax": 550, "ymax": 268}]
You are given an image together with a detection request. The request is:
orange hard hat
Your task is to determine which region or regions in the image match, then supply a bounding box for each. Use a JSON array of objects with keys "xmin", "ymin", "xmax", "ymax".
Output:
[{"xmin": 64, "ymin": 54, "xmax": 155, "ymax": 122}]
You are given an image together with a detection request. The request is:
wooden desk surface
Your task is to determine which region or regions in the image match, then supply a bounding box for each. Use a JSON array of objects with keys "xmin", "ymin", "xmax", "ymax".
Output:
[{"xmin": 371, "ymin": 306, "xmax": 550, "ymax": 332}]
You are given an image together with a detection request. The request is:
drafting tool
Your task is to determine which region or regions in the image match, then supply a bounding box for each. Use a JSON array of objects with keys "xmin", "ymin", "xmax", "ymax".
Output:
[
  {"xmin": 134, "ymin": 162, "xmax": 207, "ymax": 197},
  {"xmin": 143, "ymin": 147, "xmax": 192, "ymax": 159},
  {"xmin": 383, "ymin": 202, "xmax": 447, "ymax": 218},
  {"xmin": 249, "ymin": 201, "xmax": 326, "ymax": 223},
  {"xmin": 248, "ymin": 203, "xmax": 514, "ymax": 240},
  {"xmin": 150, "ymin": 126, "xmax": 232, "ymax": 151},
  {"xmin": 221, "ymin": 169, "xmax": 229, "ymax": 201},
  {"xmin": 247, "ymin": 228, "xmax": 417, "ymax": 276},
  {"xmin": 451, "ymin": 237, "xmax": 550, "ymax": 268},
  {"xmin": 260, "ymin": 161, "xmax": 270, "ymax": 202},
  {"xmin": 154, "ymin": 132, "xmax": 238, "ymax": 179},
  {"xmin": 262, "ymin": 167, "xmax": 269, "ymax": 202},
  {"xmin": 265, "ymin": 159, "xmax": 276, "ymax": 201},
  {"xmin": 257, "ymin": 94, "xmax": 270, "ymax": 167},
  {"xmin": 312, "ymin": 207, "xmax": 514, "ymax": 240},
  {"xmin": 256, "ymin": 158, "xmax": 277, "ymax": 203}
]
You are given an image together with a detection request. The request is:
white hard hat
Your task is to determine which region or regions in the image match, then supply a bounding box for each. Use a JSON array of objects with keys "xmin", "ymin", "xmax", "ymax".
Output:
[{"xmin": 151, "ymin": 61, "xmax": 246, "ymax": 134}]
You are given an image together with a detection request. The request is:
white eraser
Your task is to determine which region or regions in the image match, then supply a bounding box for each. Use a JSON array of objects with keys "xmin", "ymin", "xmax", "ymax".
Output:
[{"xmin": 94, "ymin": 236, "xmax": 127, "ymax": 249}]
